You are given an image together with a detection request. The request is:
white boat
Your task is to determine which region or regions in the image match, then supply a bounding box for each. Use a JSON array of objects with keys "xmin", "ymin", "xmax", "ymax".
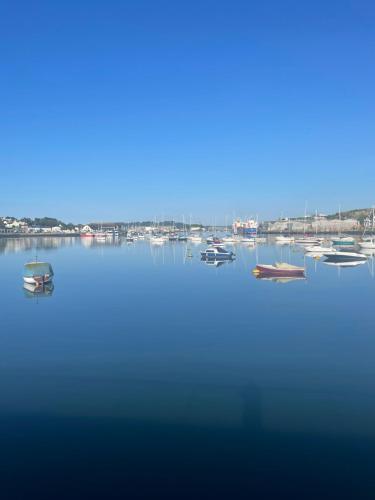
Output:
[
  {"xmin": 358, "ymin": 237, "xmax": 375, "ymax": 249},
  {"xmin": 304, "ymin": 245, "xmax": 336, "ymax": 254},
  {"xmin": 360, "ymin": 247, "xmax": 375, "ymax": 256},
  {"xmin": 23, "ymin": 262, "xmax": 54, "ymax": 285},
  {"xmin": 200, "ymin": 246, "xmax": 235, "ymax": 260},
  {"xmin": 323, "ymin": 260, "xmax": 366, "ymax": 268},
  {"xmin": 188, "ymin": 235, "xmax": 202, "ymax": 243},
  {"xmin": 295, "ymin": 237, "xmax": 323, "ymax": 245},
  {"xmin": 323, "ymin": 251, "xmax": 367, "ymax": 261},
  {"xmin": 275, "ymin": 235, "xmax": 295, "ymax": 244},
  {"xmin": 222, "ymin": 236, "xmax": 237, "ymax": 243},
  {"xmin": 150, "ymin": 236, "xmax": 167, "ymax": 244},
  {"xmin": 359, "ymin": 207, "xmax": 375, "ymax": 249},
  {"xmin": 242, "ymin": 238, "xmax": 256, "ymax": 246}
]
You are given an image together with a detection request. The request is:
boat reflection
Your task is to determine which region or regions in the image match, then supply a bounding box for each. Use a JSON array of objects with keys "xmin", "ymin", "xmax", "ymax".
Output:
[
  {"xmin": 201, "ymin": 258, "xmax": 232, "ymax": 268},
  {"xmin": 23, "ymin": 281, "xmax": 54, "ymax": 298},
  {"xmin": 323, "ymin": 259, "xmax": 366, "ymax": 268},
  {"xmin": 254, "ymin": 275, "xmax": 306, "ymax": 284},
  {"xmin": 361, "ymin": 248, "xmax": 375, "ymax": 257}
]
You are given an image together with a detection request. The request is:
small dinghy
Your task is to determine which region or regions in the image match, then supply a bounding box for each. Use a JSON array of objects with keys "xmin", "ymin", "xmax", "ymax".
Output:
[
  {"xmin": 23, "ymin": 262, "xmax": 54, "ymax": 285},
  {"xmin": 253, "ymin": 262, "xmax": 305, "ymax": 277}
]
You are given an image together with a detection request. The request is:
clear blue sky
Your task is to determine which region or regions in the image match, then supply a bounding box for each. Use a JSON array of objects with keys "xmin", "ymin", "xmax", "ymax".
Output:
[{"xmin": 1, "ymin": 0, "xmax": 375, "ymax": 224}]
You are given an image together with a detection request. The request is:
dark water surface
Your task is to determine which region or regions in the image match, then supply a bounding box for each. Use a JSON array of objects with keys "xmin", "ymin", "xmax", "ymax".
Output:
[{"xmin": 1, "ymin": 236, "xmax": 375, "ymax": 499}]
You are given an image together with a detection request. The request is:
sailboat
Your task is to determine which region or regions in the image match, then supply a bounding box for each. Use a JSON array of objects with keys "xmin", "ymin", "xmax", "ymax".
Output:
[
  {"xmin": 359, "ymin": 207, "xmax": 375, "ymax": 250},
  {"xmin": 331, "ymin": 206, "xmax": 355, "ymax": 246},
  {"xmin": 275, "ymin": 235, "xmax": 295, "ymax": 244}
]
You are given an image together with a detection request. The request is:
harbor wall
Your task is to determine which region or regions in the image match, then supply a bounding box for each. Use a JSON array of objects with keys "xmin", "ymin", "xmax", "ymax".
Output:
[{"xmin": 262, "ymin": 218, "xmax": 361, "ymax": 234}]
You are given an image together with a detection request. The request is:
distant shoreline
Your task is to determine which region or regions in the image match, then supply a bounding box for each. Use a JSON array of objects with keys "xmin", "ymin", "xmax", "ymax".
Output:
[
  {"xmin": 0, "ymin": 232, "xmax": 80, "ymax": 238},
  {"xmin": 0, "ymin": 231, "xmax": 367, "ymax": 239}
]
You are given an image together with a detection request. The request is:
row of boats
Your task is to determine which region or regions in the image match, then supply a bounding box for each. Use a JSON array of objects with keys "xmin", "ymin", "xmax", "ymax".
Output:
[
  {"xmin": 275, "ymin": 234, "xmax": 375, "ymax": 249},
  {"xmin": 22, "ymin": 231, "xmax": 374, "ymax": 291}
]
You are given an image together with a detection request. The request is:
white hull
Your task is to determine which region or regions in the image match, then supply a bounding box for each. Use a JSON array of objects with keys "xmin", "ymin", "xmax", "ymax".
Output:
[
  {"xmin": 23, "ymin": 276, "xmax": 52, "ymax": 285},
  {"xmin": 275, "ymin": 236, "xmax": 294, "ymax": 244},
  {"xmin": 324, "ymin": 251, "xmax": 367, "ymax": 260},
  {"xmin": 295, "ymin": 238, "xmax": 322, "ymax": 245},
  {"xmin": 304, "ymin": 245, "xmax": 336, "ymax": 254},
  {"xmin": 359, "ymin": 241, "xmax": 375, "ymax": 249}
]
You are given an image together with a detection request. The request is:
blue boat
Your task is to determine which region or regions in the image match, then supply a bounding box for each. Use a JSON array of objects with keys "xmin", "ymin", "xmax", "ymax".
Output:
[
  {"xmin": 201, "ymin": 246, "xmax": 235, "ymax": 260},
  {"xmin": 331, "ymin": 236, "xmax": 355, "ymax": 246}
]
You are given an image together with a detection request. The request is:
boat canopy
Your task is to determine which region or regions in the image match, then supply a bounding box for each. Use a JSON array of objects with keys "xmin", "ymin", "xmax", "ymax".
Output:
[{"xmin": 24, "ymin": 262, "xmax": 54, "ymax": 277}]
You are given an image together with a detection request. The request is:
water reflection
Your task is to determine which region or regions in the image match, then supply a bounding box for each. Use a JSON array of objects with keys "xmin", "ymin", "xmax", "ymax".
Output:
[
  {"xmin": 254, "ymin": 275, "xmax": 306, "ymax": 283},
  {"xmin": 323, "ymin": 260, "xmax": 366, "ymax": 268},
  {"xmin": 0, "ymin": 236, "xmax": 78, "ymax": 254},
  {"xmin": 23, "ymin": 281, "xmax": 54, "ymax": 298},
  {"xmin": 2, "ymin": 235, "xmax": 375, "ymax": 497},
  {"xmin": 202, "ymin": 259, "xmax": 233, "ymax": 267}
]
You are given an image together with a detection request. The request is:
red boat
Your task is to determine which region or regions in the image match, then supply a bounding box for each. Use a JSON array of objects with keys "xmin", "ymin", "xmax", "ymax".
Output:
[
  {"xmin": 80, "ymin": 233, "xmax": 95, "ymax": 238},
  {"xmin": 253, "ymin": 262, "xmax": 305, "ymax": 277}
]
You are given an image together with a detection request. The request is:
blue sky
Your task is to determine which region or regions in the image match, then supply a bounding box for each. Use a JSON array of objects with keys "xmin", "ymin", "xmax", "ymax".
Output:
[{"xmin": 1, "ymin": 0, "xmax": 375, "ymax": 223}]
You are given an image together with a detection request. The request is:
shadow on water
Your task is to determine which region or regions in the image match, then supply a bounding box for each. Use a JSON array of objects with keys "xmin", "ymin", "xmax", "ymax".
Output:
[{"xmin": 1, "ymin": 384, "xmax": 375, "ymax": 499}]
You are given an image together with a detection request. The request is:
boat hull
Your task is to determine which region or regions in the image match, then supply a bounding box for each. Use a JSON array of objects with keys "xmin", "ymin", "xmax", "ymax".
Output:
[
  {"xmin": 23, "ymin": 275, "xmax": 53, "ymax": 285},
  {"xmin": 201, "ymin": 254, "xmax": 234, "ymax": 260},
  {"xmin": 323, "ymin": 252, "xmax": 367, "ymax": 262},
  {"xmin": 359, "ymin": 241, "xmax": 375, "ymax": 249},
  {"xmin": 254, "ymin": 265, "xmax": 305, "ymax": 277},
  {"xmin": 331, "ymin": 239, "xmax": 355, "ymax": 246}
]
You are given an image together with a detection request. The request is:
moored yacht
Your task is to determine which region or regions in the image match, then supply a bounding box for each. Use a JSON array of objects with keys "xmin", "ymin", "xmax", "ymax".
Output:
[
  {"xmin": 222, "ymin": 235, "xmax": 237, "ymax": 243},
  {"xmin": 275, "ymin": 235, "xmax": 295, "ymax": 244},
  {"xmin": 358, "ymin": 237, "xmax": 375, "ymax": 250},
  {"xmin": 323, "ymin": 251, "xmax": 367, "ymax": 262},
  {"xmin": 304, "ymin": 245, "xmax": 336, "ymax": 255},
  {"xmin": 188, "ymin": 234, "xmax": 202, "ymax": 243},
  {"xmin": 295, "ymin": 236, "xmax": 323, "ymax": 245},
  {"xmin": 201, "ymin": 246, "xmax": 235, "ymax": 260},
  {"xmin": 331, "ymin": 236, "xmax": 355, "ymax": 246}
]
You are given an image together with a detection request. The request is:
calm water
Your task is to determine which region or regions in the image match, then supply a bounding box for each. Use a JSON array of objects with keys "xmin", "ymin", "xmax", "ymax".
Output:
[{"xmin": 1, "ymin": 236, "xmax": 375, "ymax": 499}]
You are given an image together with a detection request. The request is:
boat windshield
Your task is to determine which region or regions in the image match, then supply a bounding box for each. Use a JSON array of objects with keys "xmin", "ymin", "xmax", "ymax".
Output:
[{"xmin": 24, "ymin": 262, "xmax": 53, "ymax": 277}]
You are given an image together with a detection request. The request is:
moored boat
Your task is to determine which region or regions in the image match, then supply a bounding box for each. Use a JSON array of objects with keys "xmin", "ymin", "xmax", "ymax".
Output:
[
  {"xmin": 275, "ymin": 235, "xmax": 295, "ymax": 244},
  {"xmin": 295, "ymin": 237, "xmax": 323, "ymax": 245},
  {"xmin": 253, "ymin": 262, "xmax": 305, "ymax": 277},
  {"xmin": 358, "ymin": 237, "xmax": 375, "ymax": 249},
  {"xmin": 323, "ymin": 251, "xmax": 367, "ymax": 261},
  {"xmin": 150, "ymin": 235, "xmax": 167, "ymax": 244},
  {"xmin": 331, "ymin": 236, "xmax": 355, "ymax": 246},
  {"xmin": 188, "ymin": 234, "xmax": 202, "ymax": 243},
  {"xmin": 323, "ymin": 260, "xmax": 366, "ymax": 268},
  {"xmin": 304, "ymin": 245, "xmax": 336, "ymax": 254},
  {"xmin": 201, "ymin": 246, "xmax": 235, "ymax": 260},
  {"xmin": 222, "ymin": 235, "xmax": 237, "ymax": 243},
  {"xmin": 23, "ymin": 261, "xmax": 54, "ymax": 285}
]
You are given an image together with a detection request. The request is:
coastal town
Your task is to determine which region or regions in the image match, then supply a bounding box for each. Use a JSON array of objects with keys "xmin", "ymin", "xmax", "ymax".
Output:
[{"xmin": 0, "ymin": 208, "xmax": 373, "ymax": 236}]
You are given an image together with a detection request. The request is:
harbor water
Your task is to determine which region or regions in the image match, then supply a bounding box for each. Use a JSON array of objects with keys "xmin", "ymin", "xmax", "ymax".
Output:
[{"xmin": 1, "ymin": 236, "xmax": 375, "ymax": 498}]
